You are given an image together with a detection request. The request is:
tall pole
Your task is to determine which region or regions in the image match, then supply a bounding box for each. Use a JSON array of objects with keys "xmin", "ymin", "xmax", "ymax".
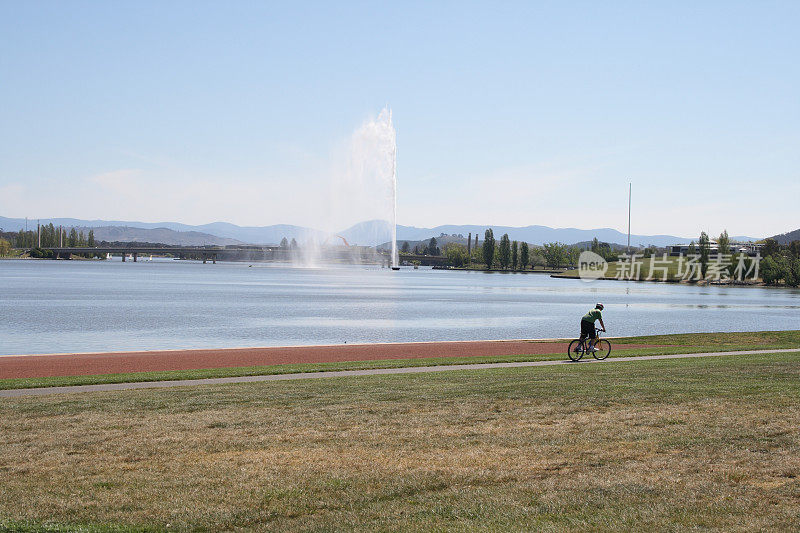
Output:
[{"xmin": 627, "ymin": 183, "xmax": 631, "ymax": 253}]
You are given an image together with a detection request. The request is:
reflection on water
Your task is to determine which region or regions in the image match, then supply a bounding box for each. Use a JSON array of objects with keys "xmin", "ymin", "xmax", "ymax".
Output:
[{"xmin": 1, "ymin": 259, "xmax": 799, "ymax": 355}]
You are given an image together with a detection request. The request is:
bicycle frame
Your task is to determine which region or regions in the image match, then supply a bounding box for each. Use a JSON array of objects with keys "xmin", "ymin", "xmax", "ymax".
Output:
[
  {"xmin": 580, "ymin": 328, "xmax": 603, "ymax": 350},
  {"xmin": 587, "ymin": 328, "xmax": 603, "ymax": 349}
]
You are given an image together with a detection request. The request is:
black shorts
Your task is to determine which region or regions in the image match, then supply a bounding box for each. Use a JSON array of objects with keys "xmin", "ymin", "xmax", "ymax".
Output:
[{"xmin": 580, "ymin": 320, "xmax": 596, "ymax": 339}]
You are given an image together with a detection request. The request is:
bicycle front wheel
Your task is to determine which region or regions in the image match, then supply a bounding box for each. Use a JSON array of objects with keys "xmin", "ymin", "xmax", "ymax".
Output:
[
  {"xmin": 592, "ymin": 340, "xmax": 612, "ymax": 360},
  {"xmin": 568, "ymin": 340, "xmax": 584, "ymax": 361}
]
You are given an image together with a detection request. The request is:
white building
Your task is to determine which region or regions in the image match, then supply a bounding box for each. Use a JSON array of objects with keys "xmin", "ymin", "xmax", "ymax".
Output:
[{"xmin": 668, "ymin": 241, "xmax": 762, "ymax": 257}]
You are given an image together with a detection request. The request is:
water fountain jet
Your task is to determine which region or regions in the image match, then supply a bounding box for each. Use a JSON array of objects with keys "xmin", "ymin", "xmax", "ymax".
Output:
[{"xmin": 333, "ymin": 107, "xmax": 399, "ymax": 269}]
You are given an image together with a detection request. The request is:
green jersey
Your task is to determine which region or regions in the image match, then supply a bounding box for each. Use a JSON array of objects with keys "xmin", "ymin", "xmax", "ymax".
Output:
[{"xmin": 582, "ymin": 309, "xmax": 602, "ymax": 324}]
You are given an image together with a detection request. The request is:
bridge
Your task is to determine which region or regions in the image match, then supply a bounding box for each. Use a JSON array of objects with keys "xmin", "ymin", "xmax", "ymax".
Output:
[
  {"xmin": 43, "ymin": 246, "xmax": 232, "ymax": 262},
  {"xmin": 37, "ymin": 246, "xmax": 393, "ymax": 265},
  {"xmin": 397, "ymin": 254, "xmax": 448, "ymax": 266},
  {"xmin": 30, "ymin": 246, "xmax": 451, "ymax": 266}
]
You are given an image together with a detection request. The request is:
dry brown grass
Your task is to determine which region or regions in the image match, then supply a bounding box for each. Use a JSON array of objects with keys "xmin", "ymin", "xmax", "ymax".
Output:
[{"xmin": 1, "ymin": 353, "xmax": 799, "ymax": 531}]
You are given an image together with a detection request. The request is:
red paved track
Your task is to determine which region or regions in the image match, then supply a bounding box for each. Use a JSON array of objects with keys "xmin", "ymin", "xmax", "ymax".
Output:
[{"xmin": 0, "ymin": 341, "xmax": 657, "ymax": 379}]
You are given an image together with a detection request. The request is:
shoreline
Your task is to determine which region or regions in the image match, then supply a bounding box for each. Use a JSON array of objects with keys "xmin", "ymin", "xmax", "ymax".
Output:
[
  {"xmin": 550, "ymin": 272, "xmax": 767, "ymax": 287},
  {"xmin": 432, "ymin": 266, "xmax": 565, "ymax": 274}
]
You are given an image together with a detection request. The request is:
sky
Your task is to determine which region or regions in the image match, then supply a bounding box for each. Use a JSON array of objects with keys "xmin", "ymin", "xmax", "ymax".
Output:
[{"xmin": 1, "ymin": 1, "xmax": 798, "ymax": 238}]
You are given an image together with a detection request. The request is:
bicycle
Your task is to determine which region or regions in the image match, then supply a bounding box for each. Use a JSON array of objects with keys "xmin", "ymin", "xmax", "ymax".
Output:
[{"xmin": 568, "ymin": 328, "xmax": 612, "ymax": 361}]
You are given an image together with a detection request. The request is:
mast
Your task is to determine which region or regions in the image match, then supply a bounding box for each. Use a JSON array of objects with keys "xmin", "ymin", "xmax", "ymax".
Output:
[{"xmin": 627, "ymin": 183, "xmax": 631, "ymax": 253}]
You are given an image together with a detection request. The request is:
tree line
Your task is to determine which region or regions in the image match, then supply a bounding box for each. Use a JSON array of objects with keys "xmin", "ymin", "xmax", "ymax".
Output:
[
  {"xmin": 397, "ymin": 229, "xmax": 589, "ymax": 270},
  {"xmin": 759, "ymin": 238, "xmax": 800, "ymax": 286},
  {"xmin": 9, "ymin": 224, "xmax": 96, "ymax": 248},
  {"xmin": 279, "ymin": 237, "xmax": 299, "ymax": 249}
]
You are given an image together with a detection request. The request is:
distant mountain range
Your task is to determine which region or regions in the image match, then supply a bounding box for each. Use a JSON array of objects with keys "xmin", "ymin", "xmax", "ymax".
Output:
[
  {"xmin": 352, "ymin": 221, "xmax": 760, "ymax": 248},
  {"xmin": 0, "ymin": 216, "xmax": 762, "ymax": 248},
  {"xmin": 0, "ymin": 216, "xmax": 317, "ymax": 246}
]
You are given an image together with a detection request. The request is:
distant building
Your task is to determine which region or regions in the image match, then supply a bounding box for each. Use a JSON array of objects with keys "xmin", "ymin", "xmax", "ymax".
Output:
[
  {"xmin": 668, "ymin": 241, "xmax": 762, "ymax": 257},
  {"xmin": 732, "ymin": 242, "xmax": 764, "ymax": 255}
]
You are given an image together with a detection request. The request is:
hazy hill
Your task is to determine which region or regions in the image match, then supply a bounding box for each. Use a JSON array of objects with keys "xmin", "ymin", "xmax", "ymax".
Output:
[
  {"xmin": 0, "ymin": 216, "xmax": 761, "ymax": 248},
  {"xmin": 771, "ymin": 228, "xmax": 800, "ymax": 245},
  {"xmin": 345, "ymin": 221, "xmax": 759, "ymax": 248},
  {"xmin": 85, "ymin": 226, "xmax": 243, "ymax": 246}
]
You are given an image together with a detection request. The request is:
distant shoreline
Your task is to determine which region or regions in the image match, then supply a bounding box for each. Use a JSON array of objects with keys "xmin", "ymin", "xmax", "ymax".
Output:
[
  {"xmin": 432, "ymin": 266, "xmax": 565, "ymax": 274},
  {"xmin": 550, "ymin": 272, "xmax": 768, "ymax": 287}
]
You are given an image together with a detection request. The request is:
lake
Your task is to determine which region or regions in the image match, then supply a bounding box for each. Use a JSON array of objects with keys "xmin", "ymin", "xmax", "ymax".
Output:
[{"xmin": 1, "ymin": 258, "xmax": 799, "ymax": 355}]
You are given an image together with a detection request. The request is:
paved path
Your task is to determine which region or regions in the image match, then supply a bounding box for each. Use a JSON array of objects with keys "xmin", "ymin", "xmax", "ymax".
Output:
[{"xmin": 3, "ymin": 348, "xmax": 799, "ymax": 398}]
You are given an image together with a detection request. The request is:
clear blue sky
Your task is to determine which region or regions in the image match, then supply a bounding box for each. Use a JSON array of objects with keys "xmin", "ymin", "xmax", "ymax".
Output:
[{"xmin": 1, "ymin": 1, "xmax": 797, "ymax": 237}]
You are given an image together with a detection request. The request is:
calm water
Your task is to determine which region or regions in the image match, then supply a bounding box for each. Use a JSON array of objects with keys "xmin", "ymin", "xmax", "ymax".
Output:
[{"xmin": 1, "ymin": 259, "xmax": 799, "ymax": 355}]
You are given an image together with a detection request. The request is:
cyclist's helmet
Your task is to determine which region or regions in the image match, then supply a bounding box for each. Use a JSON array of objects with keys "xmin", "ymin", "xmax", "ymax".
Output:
[{"xmin": 596, "ymin": 303, "xmax": 604, "ymax": 310}]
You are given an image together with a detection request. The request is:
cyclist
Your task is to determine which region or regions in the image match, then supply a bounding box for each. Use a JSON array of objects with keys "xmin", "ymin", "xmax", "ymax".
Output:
[{"xmin": 578, "ymin": 303, "xmax": 606, "ymax": 352}]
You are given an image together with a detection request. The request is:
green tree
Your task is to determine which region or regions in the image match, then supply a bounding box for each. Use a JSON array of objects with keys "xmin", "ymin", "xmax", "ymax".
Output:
[
  {"xmin": 519, "ymin": 242, "xmax": 529, "ymax": 270},
  {"xmin": 567, "ymin": 246, "xmax": 581, "ymax": 267},
  {"xmin": 290, "ymin": 238, "xmax": 298, "ymax": 249},
  {"xmin": 68, "ymin": 228, "xmax": 78, "ymax": 247},
  {"xmin": 482, "ymin": 229, "xmax": 495, "ymax": 269},
  {"xmin": 760, "ymin": 256, "xmax": 787, "ymax": 285},
  {"xmin": 698, "ymin": 232, "xmax": 710, "ymax": 278},
  {"xmin": 0, "ymin": 238, "xmax": 11, "ymax": 256},
  {"xmin": 511, "ymin": 241, "xmax": 519, "ymax": 270},
  {"xmin": 280, "ymin": 237, "xmax": 289, "ymax": 248},
  {"xmin": 444, "ymin": 243, "xmax": 469, "ymax": 267},
  {"xmin": 29, "ymin": 247, "xmax": 54, "ymax": 259},
  {"xmin": 498, "ymin": 234, "xmax": 511, "ymax": 269},
  {"xmin": 530, "ymin": 248, "xmax": 546, "ymax": 269},
  {"xmin": 470, "ymin": 246, "xmax": 482, "ymax": 264},
  {"xmin": 426, "ymin": 237, "xmax": 439, "ymax": 256},
  {"xmin": 787, "ymin": 257, "xmax": 800, "ymax": 287},
  {"xmin": 688, "ymin": 241, "xmax": 696, "ymax": 255},
  {"xmin": 591, "ymin": 237, "xmax": 614, "ymax": 260},
  {"xmin": 400, "ymin": 241, "xmax": 410, "ymax": 254},
  {"xmin": 718, "ymin": 230, "xmax": 730, "ymax": 255},
  {"xmin": 78, "ymin": 230, "xmax": 86, "ymax": 247},
  {"xmin": 761, "ymin": 238, "xmax": 781, "ymax": 258},
  {"xmin": 43, "ymin": 223, "xmax": 55, "ymax": 247},
  {"xmin": 542, "ymin": 242, "xmax": 568, "ymax": 268},
  {"xmin": 88, "ymin": 230, "xmax": 95, "ymax": 247}
]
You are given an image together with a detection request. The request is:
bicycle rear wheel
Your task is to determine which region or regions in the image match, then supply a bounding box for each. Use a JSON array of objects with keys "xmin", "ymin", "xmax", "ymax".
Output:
[
  {"xmin": 592, "ymin": 340, "xmax": 611, "ymax": 360},
  {"xmin": 568, "ymin": 339, "xmax": 584, "ymax": 361}
]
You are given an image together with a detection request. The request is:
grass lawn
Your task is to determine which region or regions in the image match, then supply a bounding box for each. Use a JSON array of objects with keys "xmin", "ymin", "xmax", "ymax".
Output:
[
  {"xmin": 2, "ymin": 330, "xmax": 799, "ymax": 391},
  {"xmin": 1, "ymin": 352, "xmax": 799, "ymax": 531}
]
